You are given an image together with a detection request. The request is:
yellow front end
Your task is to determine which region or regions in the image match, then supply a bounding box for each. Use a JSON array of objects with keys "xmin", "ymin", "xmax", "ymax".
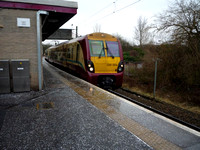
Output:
[
  {"xmin": 91, "ymin": 57, "xmax": 120, "ymax": 73},
  {"xmin": 88, "ymin": 33, "xmax": 121, "ymax": 74}
]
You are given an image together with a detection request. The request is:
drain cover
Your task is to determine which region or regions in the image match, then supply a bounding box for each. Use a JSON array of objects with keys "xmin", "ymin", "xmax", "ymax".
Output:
[
  {"xmin": 36, "ymin": 102, "xmax": 54, "ymax": 110},
  {"xmin": 42, "ymin": 102, "xmax": 54, "ymax": 109}
]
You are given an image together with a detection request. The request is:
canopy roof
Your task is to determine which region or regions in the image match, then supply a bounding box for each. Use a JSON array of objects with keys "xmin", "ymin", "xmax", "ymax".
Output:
[{"xmin": 0, "ymin": 0, "xmax": 78, "ymax": 40}]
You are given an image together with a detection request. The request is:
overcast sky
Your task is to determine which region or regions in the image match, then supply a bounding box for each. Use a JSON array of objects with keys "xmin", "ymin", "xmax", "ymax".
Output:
[
  {"xmin": 44, "ymin": 0, "xmax": 173, "ymax": 44},
  {"xmin": 64, "ymin": 0, "xmax": 172, "ymax": 39}
]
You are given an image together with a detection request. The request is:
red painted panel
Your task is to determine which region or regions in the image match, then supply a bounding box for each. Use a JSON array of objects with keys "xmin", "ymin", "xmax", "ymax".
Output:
[
  {"xmin": 0, "ymin": 2, "xmax": 77, "ymax": 14},
  {"xmin": 118, "ymin": 39, "xmax": 124, "ymax": 60}
]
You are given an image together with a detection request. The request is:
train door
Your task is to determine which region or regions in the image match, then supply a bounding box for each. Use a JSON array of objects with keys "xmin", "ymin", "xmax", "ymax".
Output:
[{"xmin": 75, "ymin": 43, "xmax": 86, "ymax": 72}]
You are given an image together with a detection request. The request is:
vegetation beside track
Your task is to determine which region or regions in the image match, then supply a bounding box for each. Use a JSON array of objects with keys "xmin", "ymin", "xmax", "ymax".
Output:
[
  {"xmin": 116, "ymin": 0, "xmax": 200, "ymax": 115},
  {"xmin": 121, "ymin": 43, "xmax": 200, "ymax": 115}
]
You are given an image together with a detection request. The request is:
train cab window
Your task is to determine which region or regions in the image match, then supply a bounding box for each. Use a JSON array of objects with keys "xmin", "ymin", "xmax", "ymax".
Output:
[
  {"xmin": 106, "ymin": 41, "xmax": 120, "ymax": 57},
  {"xmin": 89, "ymin": 40, "xmax": 105, "ymax": 57}
]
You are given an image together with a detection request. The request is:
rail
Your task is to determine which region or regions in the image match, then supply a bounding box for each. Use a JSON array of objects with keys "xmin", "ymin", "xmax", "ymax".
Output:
[{"xmin": 107, "ymin": 88, "xmax": 200, "ymax": 132}]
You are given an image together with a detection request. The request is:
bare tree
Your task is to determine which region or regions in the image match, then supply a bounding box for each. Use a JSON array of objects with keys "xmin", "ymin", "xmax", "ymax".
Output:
[
  {"xmin": 155, "ymin": 0, "xmax": 200, "ymax": 52},
  {"xmin": 134, "ymin": 16, "xmax": 151, "ymax": 47},
  {"xmin": 154, "ymin": 0, "xmax": 200, "ymax": 93},
  {"xmin": 93, "ymin": 24, "xmax": 101, "ymax": 32}
]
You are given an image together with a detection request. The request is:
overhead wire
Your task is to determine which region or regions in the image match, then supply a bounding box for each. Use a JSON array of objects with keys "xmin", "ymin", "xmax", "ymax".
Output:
[
  {"xmin": 88, "ymin": 3, "xmax": 114, "ymax": 20},
  {"xmin": 75, "ymin": 0, "xmax": 142, "ymax": 34},
  {"xmin": 76, "ymin": 1, "xmax": 117, "ymax": 26},
  {"xmin": 115, "ymin": 0, "xmax": 141, "ymax": 13},
  {"xmin": 96, "ymin": 0, "xmax": 142, "ymax": 22}
]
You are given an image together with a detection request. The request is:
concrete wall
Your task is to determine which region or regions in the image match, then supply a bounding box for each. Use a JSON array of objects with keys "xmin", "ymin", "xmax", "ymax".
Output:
[{"xmin": 0, "ymin": 8, "xmax": 41, "ymax": 90}]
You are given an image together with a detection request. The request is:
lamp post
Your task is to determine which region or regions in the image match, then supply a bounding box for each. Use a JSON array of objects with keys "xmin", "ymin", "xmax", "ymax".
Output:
[
  {"xmin": 153, "ymin": 59, "xmax": 158, "ymax": 98},
  {"xmin": 153, "ymin": 58, "xmax": 162, "ymax": 98}
]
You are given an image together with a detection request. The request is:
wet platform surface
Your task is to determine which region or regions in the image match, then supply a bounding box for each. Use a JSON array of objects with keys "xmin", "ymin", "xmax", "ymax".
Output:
[
  {"xmin": 0, "ymin": 60, "xmax": 152, "ymax": 149},
  {"xmin": 0, "ymin": 60, "xmax": 200, "ymax": 149}
]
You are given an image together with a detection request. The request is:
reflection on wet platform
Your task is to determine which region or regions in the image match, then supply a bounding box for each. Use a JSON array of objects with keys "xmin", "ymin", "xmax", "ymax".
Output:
[{"xmin": 44, "ymin": 60, "xmax": 200, "ymax": 150}]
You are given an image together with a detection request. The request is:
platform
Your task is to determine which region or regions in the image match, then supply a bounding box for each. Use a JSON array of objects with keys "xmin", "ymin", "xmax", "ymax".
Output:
[{"xmin": 0, "ymin": 59, "xmax": 200, "ymax": 149}]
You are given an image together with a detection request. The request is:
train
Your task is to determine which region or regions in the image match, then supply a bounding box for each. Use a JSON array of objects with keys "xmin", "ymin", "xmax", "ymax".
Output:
[{"xmin": 45, "ymin": 32, "xmax": 124, "ymax": 89}]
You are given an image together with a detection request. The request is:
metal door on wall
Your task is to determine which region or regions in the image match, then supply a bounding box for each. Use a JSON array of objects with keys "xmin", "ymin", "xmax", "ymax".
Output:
[
  {"xmin": 0, "ymin": 60, "xmax": 10, "ymax": 93},
  {"xmin": 11, "ymin": 59, "xmax": 30, "ymax": 92}
]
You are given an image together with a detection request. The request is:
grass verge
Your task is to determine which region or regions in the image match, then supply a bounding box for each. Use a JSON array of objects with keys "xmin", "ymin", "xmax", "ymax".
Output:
[{"xmin": 122, "ymin": 82, "xmax": 200, "ymax": 114}]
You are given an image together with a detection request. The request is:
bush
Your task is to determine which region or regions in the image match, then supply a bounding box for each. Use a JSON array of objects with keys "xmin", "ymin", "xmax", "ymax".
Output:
[
  {"xmin": 157, "ymin": 44, "xmax": 200, "ymax": 90},
  {"xmin": 124, "ymin": 43, "xmax": 200, "ymax": 105},
  {"xmin": 123, "ymin": 48, "xmax": 145, "ymax": 62}
]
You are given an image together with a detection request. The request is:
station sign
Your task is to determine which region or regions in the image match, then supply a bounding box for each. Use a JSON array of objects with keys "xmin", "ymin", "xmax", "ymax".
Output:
[
  {"xmin": 48, "ymin": 29, "xmax": 72, "ymax": 40},
  {"xmin": 17, "ymin": 18, "xmax": 30, "ymax": 28}
]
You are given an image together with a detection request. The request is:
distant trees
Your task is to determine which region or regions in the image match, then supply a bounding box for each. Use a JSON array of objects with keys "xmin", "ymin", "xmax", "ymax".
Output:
[
  {"xmin": 93, "ymin": 24, "xmax": 101, "ymax": 32},
  {"xmin": 114, "ymin": 34, "xmax": 134, "ymax": 51},
  {"xmin": 126, "ymin": 0, "xmax": 200, "ymax": 104},
  {"xmin": 155, "ymin": 0, "xmax": 200, "ymax": 87},
  {"xmin": 134, "ymin": 16, "xmax": 151, "ymax": 47},
  {"xmin": 114, "ymin": 34, "xmax": 144, "ymax": 62},
  {"xmin": 155, "ymin": 0, "xmax": 200, "ymax": 53}
]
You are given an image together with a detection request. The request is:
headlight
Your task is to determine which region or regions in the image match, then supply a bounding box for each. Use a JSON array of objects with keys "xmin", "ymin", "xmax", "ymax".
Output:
[
  {"xmin": 87, "ymin": 60, "xmax": 95, "ymax": 73},
  {"xmin": 117, "ymin": 61, "xmax": 124, "ymax": 73},
  {"xmin": 89, "ymin": 67, "xmax": 94, "ymax": 72}
]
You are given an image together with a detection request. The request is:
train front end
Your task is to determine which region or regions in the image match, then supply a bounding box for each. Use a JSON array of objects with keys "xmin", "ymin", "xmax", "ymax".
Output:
[{"xmin": 86, "ymin": 33, "xmax": 124, "ymax": 89}]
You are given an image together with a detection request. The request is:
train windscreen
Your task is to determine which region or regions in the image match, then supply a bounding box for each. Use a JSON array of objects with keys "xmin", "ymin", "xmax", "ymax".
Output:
[
  {"xmin": 106, "ymin": 41, "xmax": 120, "ymax": 57},
  {"xmin": 89, "ymin": 40, "xmax": 105, "ymax": 57}
]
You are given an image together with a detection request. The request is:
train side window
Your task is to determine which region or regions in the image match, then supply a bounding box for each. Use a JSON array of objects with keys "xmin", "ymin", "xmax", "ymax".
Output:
[
  {"xmin": 71, "ymin": 48, "xmax": 73, "ymax": 59},
  {"xmin": 76, "ymin": 44, "xmax": 80, "ymax": 62},
  {"xmin": 67, "ymin": 48, "xmax": 70, "ymax": 58},
  {"xmin": 64, "ymin": 45, "xmax": 67, "ymax": 57},
  {"xmin": 67, "ymin": 46, "xmax": 73, "ymax": 59}
]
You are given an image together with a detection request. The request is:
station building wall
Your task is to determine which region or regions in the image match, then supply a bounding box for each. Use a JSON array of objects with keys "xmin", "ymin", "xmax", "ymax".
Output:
[{"xmin": 0, "ymin": 8, "xmax": 42, "ymax": 90}]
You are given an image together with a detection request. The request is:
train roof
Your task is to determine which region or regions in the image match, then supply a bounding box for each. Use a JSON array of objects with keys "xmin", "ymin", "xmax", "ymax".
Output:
[
  {"xmin": 69, "ymin": 32, "xmax": 118, "ymax": 43},
  {"xmin": 1, "ymin": 0, "xmax": 78, "ymax": 40},
  {"xmin": 47, "ymin": 32, "xmax": 118, "ymax": 50},
  {"xmin": 87, "ymin": 32, "xmax": 117, "ymax": 41}
]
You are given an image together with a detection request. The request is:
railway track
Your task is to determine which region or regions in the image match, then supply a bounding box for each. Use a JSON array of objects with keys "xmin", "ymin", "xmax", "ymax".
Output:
[
  {"xmin": 46, "ymin": 60, "xmax": 200, "ymax": 132},
  {"xmin": 108, "ymin": 88, "xmax": 200, "ymax": 132}
]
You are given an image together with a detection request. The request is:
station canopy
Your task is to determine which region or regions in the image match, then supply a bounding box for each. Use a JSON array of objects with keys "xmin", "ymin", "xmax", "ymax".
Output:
[{"xmin": 0, "ymin": 0, "xmax": 78, "ymax": 40}]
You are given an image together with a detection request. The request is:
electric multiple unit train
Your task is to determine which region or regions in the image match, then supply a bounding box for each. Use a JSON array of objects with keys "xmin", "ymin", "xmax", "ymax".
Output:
[{"xmin": 45, "ymin": 32, "xmax": 124, "ymax": 88}]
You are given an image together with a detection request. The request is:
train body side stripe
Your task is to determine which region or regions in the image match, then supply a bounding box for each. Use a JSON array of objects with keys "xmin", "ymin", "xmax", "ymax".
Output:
[{"xmin": 62, "ymin": 59, "xmax": 85, "ymax": 71}]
